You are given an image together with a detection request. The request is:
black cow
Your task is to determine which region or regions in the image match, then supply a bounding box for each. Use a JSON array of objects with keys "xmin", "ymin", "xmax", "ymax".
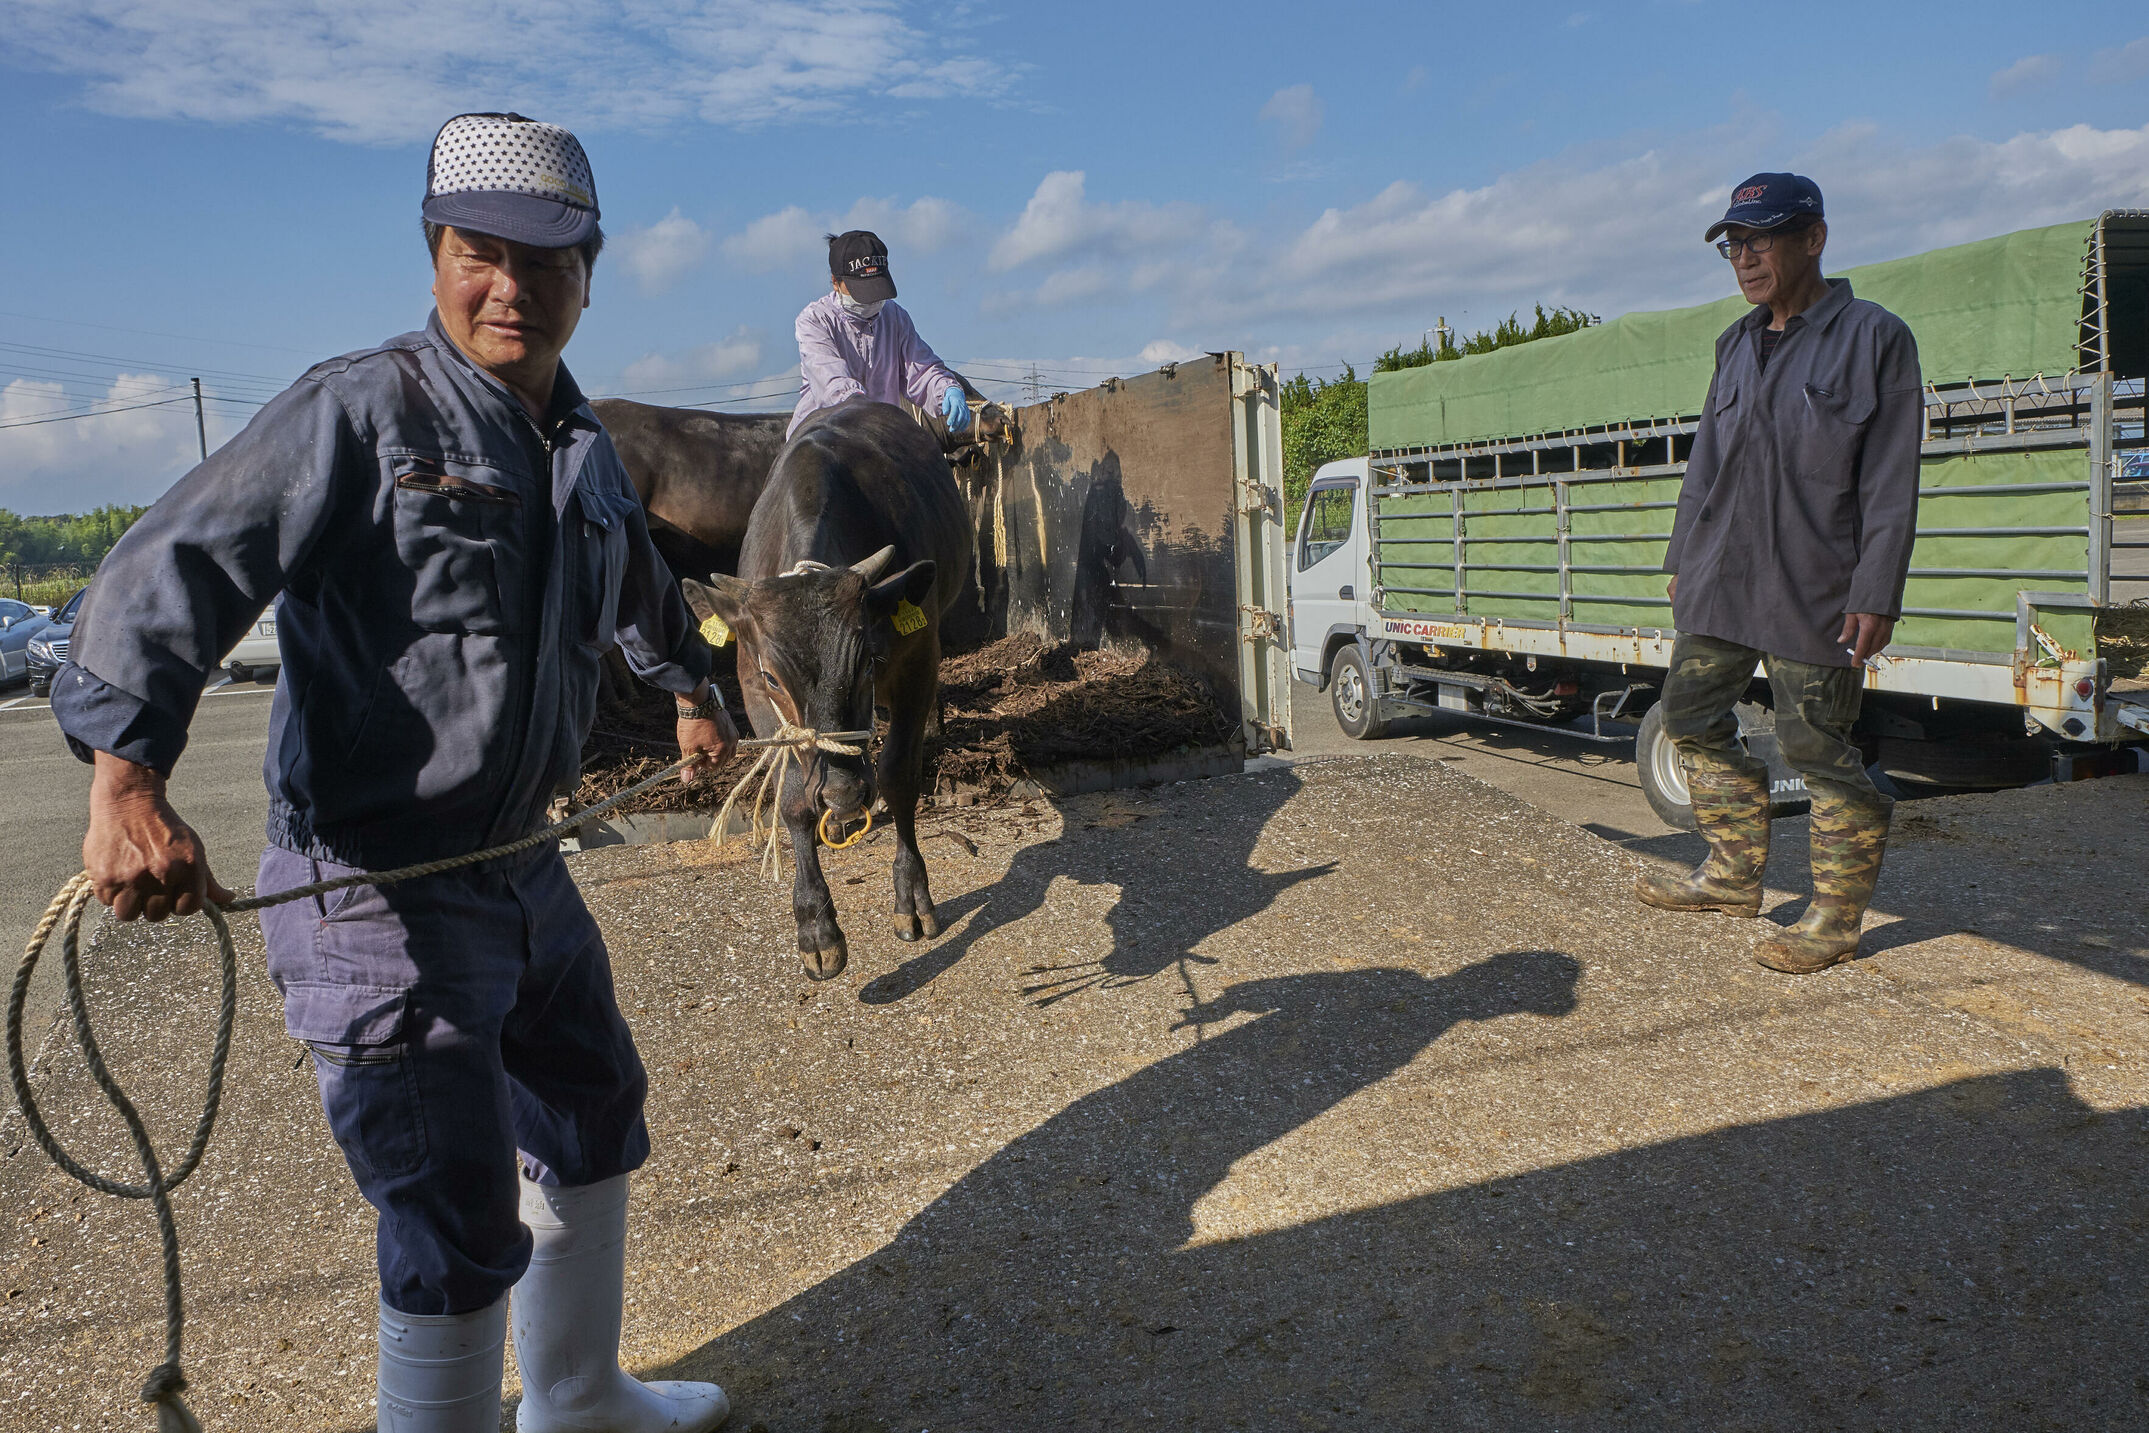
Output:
[
  {"xmin": 680, "ymin": 400, "xmax": 972, "ymax": 980},
  {"xmin": 592, "ymin": 398, "xmax": 787, "ymax": 583}
]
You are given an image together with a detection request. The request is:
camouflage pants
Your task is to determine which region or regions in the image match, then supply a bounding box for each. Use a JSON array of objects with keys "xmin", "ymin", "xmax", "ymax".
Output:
[{"xmin": 1658, "ymin": 632, "xmax": 1885, "ymax": 807}]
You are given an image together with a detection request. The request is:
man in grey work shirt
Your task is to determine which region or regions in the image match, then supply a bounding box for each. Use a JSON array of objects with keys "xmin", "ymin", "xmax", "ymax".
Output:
[
  {"xmin": 1640, "ymin": 172, "xmax": 1922, "ymax": 975},
  {"xmin": 54, "ymin": 114, "xmax": 738, "ymax": 1432}
]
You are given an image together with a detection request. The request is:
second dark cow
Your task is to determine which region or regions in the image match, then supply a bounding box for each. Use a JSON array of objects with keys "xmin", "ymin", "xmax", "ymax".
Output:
[{"xmin": 681, "ymin": 400, "xmax": 972, "ymax": 980}]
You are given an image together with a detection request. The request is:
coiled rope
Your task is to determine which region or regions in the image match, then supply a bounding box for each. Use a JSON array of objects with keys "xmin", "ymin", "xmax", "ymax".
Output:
[{"xmin": 5, "ymin": 723, "xmax": 859, "ymax": 1431}]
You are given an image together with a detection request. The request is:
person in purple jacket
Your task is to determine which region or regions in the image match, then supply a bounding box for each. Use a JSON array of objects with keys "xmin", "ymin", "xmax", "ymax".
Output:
[{"xmin": 789, "ymin": 230, "xmax": 971, "ymax": 439}]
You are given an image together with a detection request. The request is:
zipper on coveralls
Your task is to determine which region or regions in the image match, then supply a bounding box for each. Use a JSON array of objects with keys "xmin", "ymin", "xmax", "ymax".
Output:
[{"xmin": 478, "ymin": 412, "xmax": 560, "ymax": 853}]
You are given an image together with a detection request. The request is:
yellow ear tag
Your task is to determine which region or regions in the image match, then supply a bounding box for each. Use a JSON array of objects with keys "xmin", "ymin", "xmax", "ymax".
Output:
[
  {"xmin": 892, "ymin": 599, "xmax": 927, "ymax": 636},
  {"xmin": 699, "ymin": 613, "xmax": 732, "ymax": 648}
]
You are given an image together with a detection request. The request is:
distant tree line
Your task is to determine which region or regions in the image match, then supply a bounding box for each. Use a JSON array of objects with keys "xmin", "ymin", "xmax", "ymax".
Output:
[
  {"xmin": 0, "ymin": 505, "xmax": 149, "ymax": 569},
  {"xmin": 1281, "ymin": 305, "xmax": 1599, "ymax": 525}
]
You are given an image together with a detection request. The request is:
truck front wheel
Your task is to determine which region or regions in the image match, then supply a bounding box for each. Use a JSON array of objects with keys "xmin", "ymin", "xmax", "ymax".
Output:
[{"xmin": 1330, "ymin": 644, "xmax": 1389, "ymax": 741}]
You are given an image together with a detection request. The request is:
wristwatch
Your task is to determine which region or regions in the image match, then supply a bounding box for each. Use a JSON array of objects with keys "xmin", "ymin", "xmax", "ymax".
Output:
[{"xmin": 675, "ymin": 688, "xmax": 725, "ymax": 720}]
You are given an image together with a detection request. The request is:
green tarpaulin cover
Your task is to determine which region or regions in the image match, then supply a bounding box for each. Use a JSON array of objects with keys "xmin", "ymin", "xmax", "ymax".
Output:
[{"xmin": 1368, "ymin": 220, "xmax": 2094, "ymax": 452}]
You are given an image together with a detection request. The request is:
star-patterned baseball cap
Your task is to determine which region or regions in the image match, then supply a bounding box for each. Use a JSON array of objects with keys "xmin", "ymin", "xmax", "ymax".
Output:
[{"xmin": 424, "ymin": 112, "xmax": 600, "ymax": 249}]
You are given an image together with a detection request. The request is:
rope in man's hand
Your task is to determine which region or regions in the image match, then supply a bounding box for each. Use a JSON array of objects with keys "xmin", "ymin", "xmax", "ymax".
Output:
[{"xmin": 4, "ymin": 722, "xmax": 858, "ymax": 1430}]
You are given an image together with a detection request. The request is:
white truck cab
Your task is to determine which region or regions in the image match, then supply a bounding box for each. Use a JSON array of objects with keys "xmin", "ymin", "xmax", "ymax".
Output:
[{"xmin": 1287, "ymin": 458, "xmax": 1383, "ymax": 736}]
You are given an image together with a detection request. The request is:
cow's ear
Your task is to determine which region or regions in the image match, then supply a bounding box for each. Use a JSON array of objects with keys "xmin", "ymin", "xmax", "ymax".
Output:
[
  {"xmin": 681, "ymin": 574, "xmax": 751, "ymax": 629},
  {"xmin": 864, "ymin": 560, "xmax": 936, "ymax": 619}
]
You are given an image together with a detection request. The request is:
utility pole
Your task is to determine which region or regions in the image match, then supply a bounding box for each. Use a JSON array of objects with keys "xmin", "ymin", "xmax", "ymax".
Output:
[{"xmin": 191, "ymin": 377, "xmax": 207, "ymax": 461}]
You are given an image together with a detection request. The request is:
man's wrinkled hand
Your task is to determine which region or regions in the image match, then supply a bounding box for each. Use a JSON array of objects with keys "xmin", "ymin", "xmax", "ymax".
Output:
[
  {"xmin": 677, "ymin": 706, "xmax": 740, "ymax": 781},
  {"xmin": 1838, "ymin": 611, "xmax": 1895, "ymax": 665},
  {"xmin": 85, "ymin": 752, "xmax": 233, "ymax": 923}
]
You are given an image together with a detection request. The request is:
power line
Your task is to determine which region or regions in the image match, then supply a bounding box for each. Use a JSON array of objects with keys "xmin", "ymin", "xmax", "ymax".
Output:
[
  {"xmin": 0, "ymin": 309, "xmax": 317, "ymax": 355},
  {"xmin": 0, "ymin": 339, "xmax": 294, "ymax": 390},
  {"xmin": 0, "ymin": 396, "xmax": 197, "ymax": 431},
  {"xmin": 0, "ymin": 380, "xmax": 197, "ymax": 423}
]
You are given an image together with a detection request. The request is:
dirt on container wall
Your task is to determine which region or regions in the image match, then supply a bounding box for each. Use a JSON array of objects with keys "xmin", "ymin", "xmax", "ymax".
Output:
[{"xmin": 574, "ymin": 633, "xmax": 1234, "ymax": 816}]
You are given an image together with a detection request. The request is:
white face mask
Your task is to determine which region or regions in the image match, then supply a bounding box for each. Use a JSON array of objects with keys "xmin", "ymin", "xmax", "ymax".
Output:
[{"xmin": 838, "ymin": 292, "xmax": 885, "ymax": 321}]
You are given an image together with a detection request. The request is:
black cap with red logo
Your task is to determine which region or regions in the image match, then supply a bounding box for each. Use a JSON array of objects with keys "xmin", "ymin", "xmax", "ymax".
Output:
[
  {"xmin": 1705, "ymin": 173, "xmax": 1824, "ymax": 242},
  {"xmin": 829, "ymin": 230, "xmax": 897, "ymax": 302}
]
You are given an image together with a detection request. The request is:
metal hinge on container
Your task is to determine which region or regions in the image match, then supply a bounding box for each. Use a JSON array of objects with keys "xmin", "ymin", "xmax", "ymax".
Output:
[{"xmin": 1240, "ymin": 606, "xmax": 1282, "ymax": 643}]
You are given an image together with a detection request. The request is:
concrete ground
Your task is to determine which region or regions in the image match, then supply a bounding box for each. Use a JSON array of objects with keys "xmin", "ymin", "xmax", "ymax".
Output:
[
  {"xmin": 4, "ymin": 749, "xmax": 2146, "ymax": 1431},
  {"xmin": 1, "ymin": 680, "xmax": 281, "ymax": 1057},
  {"xmin": 1285, "ymin": 679, "xmax": 1690, "ymax": 855}
]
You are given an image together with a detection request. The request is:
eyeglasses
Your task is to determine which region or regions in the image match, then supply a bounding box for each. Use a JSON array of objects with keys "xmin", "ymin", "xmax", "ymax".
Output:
[{"xmin": 1716, "ymin": 229, "xmax": 1804, "ymax": 259}]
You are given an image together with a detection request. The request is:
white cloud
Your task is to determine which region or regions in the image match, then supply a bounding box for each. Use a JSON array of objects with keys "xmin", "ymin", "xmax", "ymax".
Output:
[
  {"xmin": 1137, "ymin": 340, "xmax": 1203, "ymax": 365},
  {"xmin": 959, "ymin": 117, "xmax": 2149, "ymax": 358},
  {"xmin": 2089, "ymin": 37, "xmax": 2149, "ymax": 86},
  {"xmin": 842, "ymin": 195, "xmax": 965, "ymax": 255},
  {"xmin": 1259, "ymin": 83, "xmax": 1323, "ymax": 153},
  {"xmin": 721, "ymin": 196, "xmax": 967, "ymax": 273},
  {"xmin": 614, "ymin": 208, "xmax": 710, "ymax": 295},
  {"xmin": 978, "ymin": 173, "xmax": 1242, "ymax": 316},
  {"xmin": 0, "ymin": 374, "xmax": 235, "ymax": 511},
  {"xmin": 987, "ymin": 170, "xmax": 1212, "ymax": 273},
  {"xmin": 1989, "ymin": 54, "xmax": 2063, "ymax": 100},
  {"xmin": 4, "ymin": 1, "xmax": 1016, "ymax": 145},
  {"xmin": 617, "ymin": 328, "xmax": 773, "ymax": 395},
  {"xmin": 722, "ymin": 206, "xmax": 826, "ymax": 273},
  {"xmin": 1227, "ymin": 118, "xmax": 2149, "ymax": 331}
]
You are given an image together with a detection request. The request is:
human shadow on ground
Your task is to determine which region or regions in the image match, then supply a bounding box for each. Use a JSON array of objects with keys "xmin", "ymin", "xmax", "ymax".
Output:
[
  {"xmin": 656, "ymin": 954, "xmax": 2149, "ymax": 1430},
  {"xmin": 859, "ymin": 768, "xmax": 1332, "ymax": 1006},
  {"xmin": 658, "ymin": 951, "xmax": 1584, "ymax": 1428}
]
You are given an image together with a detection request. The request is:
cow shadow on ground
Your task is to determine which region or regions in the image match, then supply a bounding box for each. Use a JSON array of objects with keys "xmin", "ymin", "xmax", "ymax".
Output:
[
  {"xmin": 651, "ymin": 949, "xmax": 2149, "ymax": 1430},
  {"xmin": 858, "ymin": 769, "xmax": 1332, "ymax": 1006}
]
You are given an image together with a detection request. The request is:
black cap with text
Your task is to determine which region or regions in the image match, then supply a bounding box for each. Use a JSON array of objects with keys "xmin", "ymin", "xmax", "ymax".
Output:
[
  {"xmin": 1704, "ymin": 173, "xmax": 1824, "ymax": 242},
  {"xmin": 829, "ymin": 231, "xmax": 897, "ymax": 302}
]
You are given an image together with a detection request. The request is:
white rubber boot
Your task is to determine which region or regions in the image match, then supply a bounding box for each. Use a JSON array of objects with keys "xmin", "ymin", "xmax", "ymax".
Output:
[
  {"xmin": 511, "ymin": 1174, "xmax": 730, "ymax": 1433},
  {"xmin": 376, "ymin": 1295, "xmax": 507, "ymax": 1432}
]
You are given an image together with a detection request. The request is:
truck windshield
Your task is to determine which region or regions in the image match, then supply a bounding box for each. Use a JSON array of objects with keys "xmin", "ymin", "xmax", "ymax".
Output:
[{"xmin": 1299, "ymin": 485, "xmax": 1355, "ymax": 570}]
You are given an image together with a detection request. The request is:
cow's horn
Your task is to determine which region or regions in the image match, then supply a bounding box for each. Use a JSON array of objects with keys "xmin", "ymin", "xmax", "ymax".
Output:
[{"xmin": 852, "ymin": 545, "xmax": 897, "ymax": 581}]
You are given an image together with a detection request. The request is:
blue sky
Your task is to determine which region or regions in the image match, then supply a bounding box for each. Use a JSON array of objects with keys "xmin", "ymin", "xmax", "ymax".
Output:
[{"xmin": 2, "ymin": 1, "xmax": 2146, "ymax": 512}]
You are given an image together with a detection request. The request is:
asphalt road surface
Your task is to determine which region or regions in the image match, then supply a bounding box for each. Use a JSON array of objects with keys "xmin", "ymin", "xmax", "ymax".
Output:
[
  {"xmin": 1285, "ymin": 678, "xmax": 1695, "ymax": 857},
  {"xmin": 1, "ymin": 677, "xmax": 279, "ymax": 1044}
]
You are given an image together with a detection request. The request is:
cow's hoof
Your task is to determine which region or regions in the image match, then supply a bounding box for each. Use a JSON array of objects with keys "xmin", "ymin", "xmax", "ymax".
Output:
[
  {"xmin": 799, "ymin": 941, "xmax": 848, "ymax": 980},
  {"xmin": 918, "ymin": 908, "xmax": 942, "ymax": 939},
  {"xmin": 891, "ymin": 912, "xmax": 921, "ymax": 942}
]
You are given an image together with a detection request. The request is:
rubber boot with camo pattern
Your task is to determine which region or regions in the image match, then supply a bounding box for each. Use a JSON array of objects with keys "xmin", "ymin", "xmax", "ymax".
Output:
[
  {"xmin": 1753, "ymin": 789, "xmax": 1891, "ymax": 975},
  {"xmin": 1635, "ymin": 762, "xmax": 1769, "ymax": 918}
]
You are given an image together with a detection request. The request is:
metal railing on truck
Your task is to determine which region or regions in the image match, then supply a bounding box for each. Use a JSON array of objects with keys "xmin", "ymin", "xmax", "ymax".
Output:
[{"xmin": 1366, "ymin": 372, "xmax": 2148, "ymax": 743}]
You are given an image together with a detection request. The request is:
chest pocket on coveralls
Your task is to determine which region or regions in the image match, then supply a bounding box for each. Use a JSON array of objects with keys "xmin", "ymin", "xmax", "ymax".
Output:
[
  {"xmin": 389, "ymin": 458, "xmax": 527, "ymax": 634},
  {"xmin": 1796, "ymin": 380, "xmax": 1876, "ymax": 478},
  {"xmin": 572, "ymin": 480, "xmax": 633, "ymax": 649}
]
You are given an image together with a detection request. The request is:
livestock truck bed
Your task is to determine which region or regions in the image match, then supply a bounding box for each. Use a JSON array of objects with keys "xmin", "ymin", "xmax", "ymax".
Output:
[{"xmin": 1293, "ymin": 212, "xmax": 2149, "ymax": 825}]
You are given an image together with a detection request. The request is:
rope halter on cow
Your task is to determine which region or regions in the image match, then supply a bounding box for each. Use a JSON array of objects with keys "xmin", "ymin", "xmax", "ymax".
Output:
[{"xmin": 709, "ymin": 723, "xmax": 874, "ymax": 879}]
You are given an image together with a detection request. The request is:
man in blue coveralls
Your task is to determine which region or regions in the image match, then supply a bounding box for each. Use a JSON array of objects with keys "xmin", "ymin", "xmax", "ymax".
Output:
[{"xmin": 53, "ymin": 113, "xmax": 739, "ymax": 1432}]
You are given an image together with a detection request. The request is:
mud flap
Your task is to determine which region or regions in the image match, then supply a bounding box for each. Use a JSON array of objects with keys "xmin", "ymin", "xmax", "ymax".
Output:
[{"xmin": 1733, "ymin": 702, "xmax": 1813, "ymax": 817}]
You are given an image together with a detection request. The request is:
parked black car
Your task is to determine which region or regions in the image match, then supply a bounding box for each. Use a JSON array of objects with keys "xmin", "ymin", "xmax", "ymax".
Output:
[{"xmin": 25, "ymin": 586, "xmax": 85, "ymax": 699}]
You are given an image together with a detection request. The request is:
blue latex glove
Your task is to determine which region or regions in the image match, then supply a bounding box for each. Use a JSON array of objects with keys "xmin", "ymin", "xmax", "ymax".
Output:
[{"xmin": 940, "ymin": 386, "xmax": 972, "ymax": 434}]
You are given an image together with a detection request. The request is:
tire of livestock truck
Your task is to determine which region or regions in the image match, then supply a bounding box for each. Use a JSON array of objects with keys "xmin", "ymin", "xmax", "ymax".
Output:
[{"xmin": 1631, "ymin": 702, "xmax": 1818, "ymax": 833}]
